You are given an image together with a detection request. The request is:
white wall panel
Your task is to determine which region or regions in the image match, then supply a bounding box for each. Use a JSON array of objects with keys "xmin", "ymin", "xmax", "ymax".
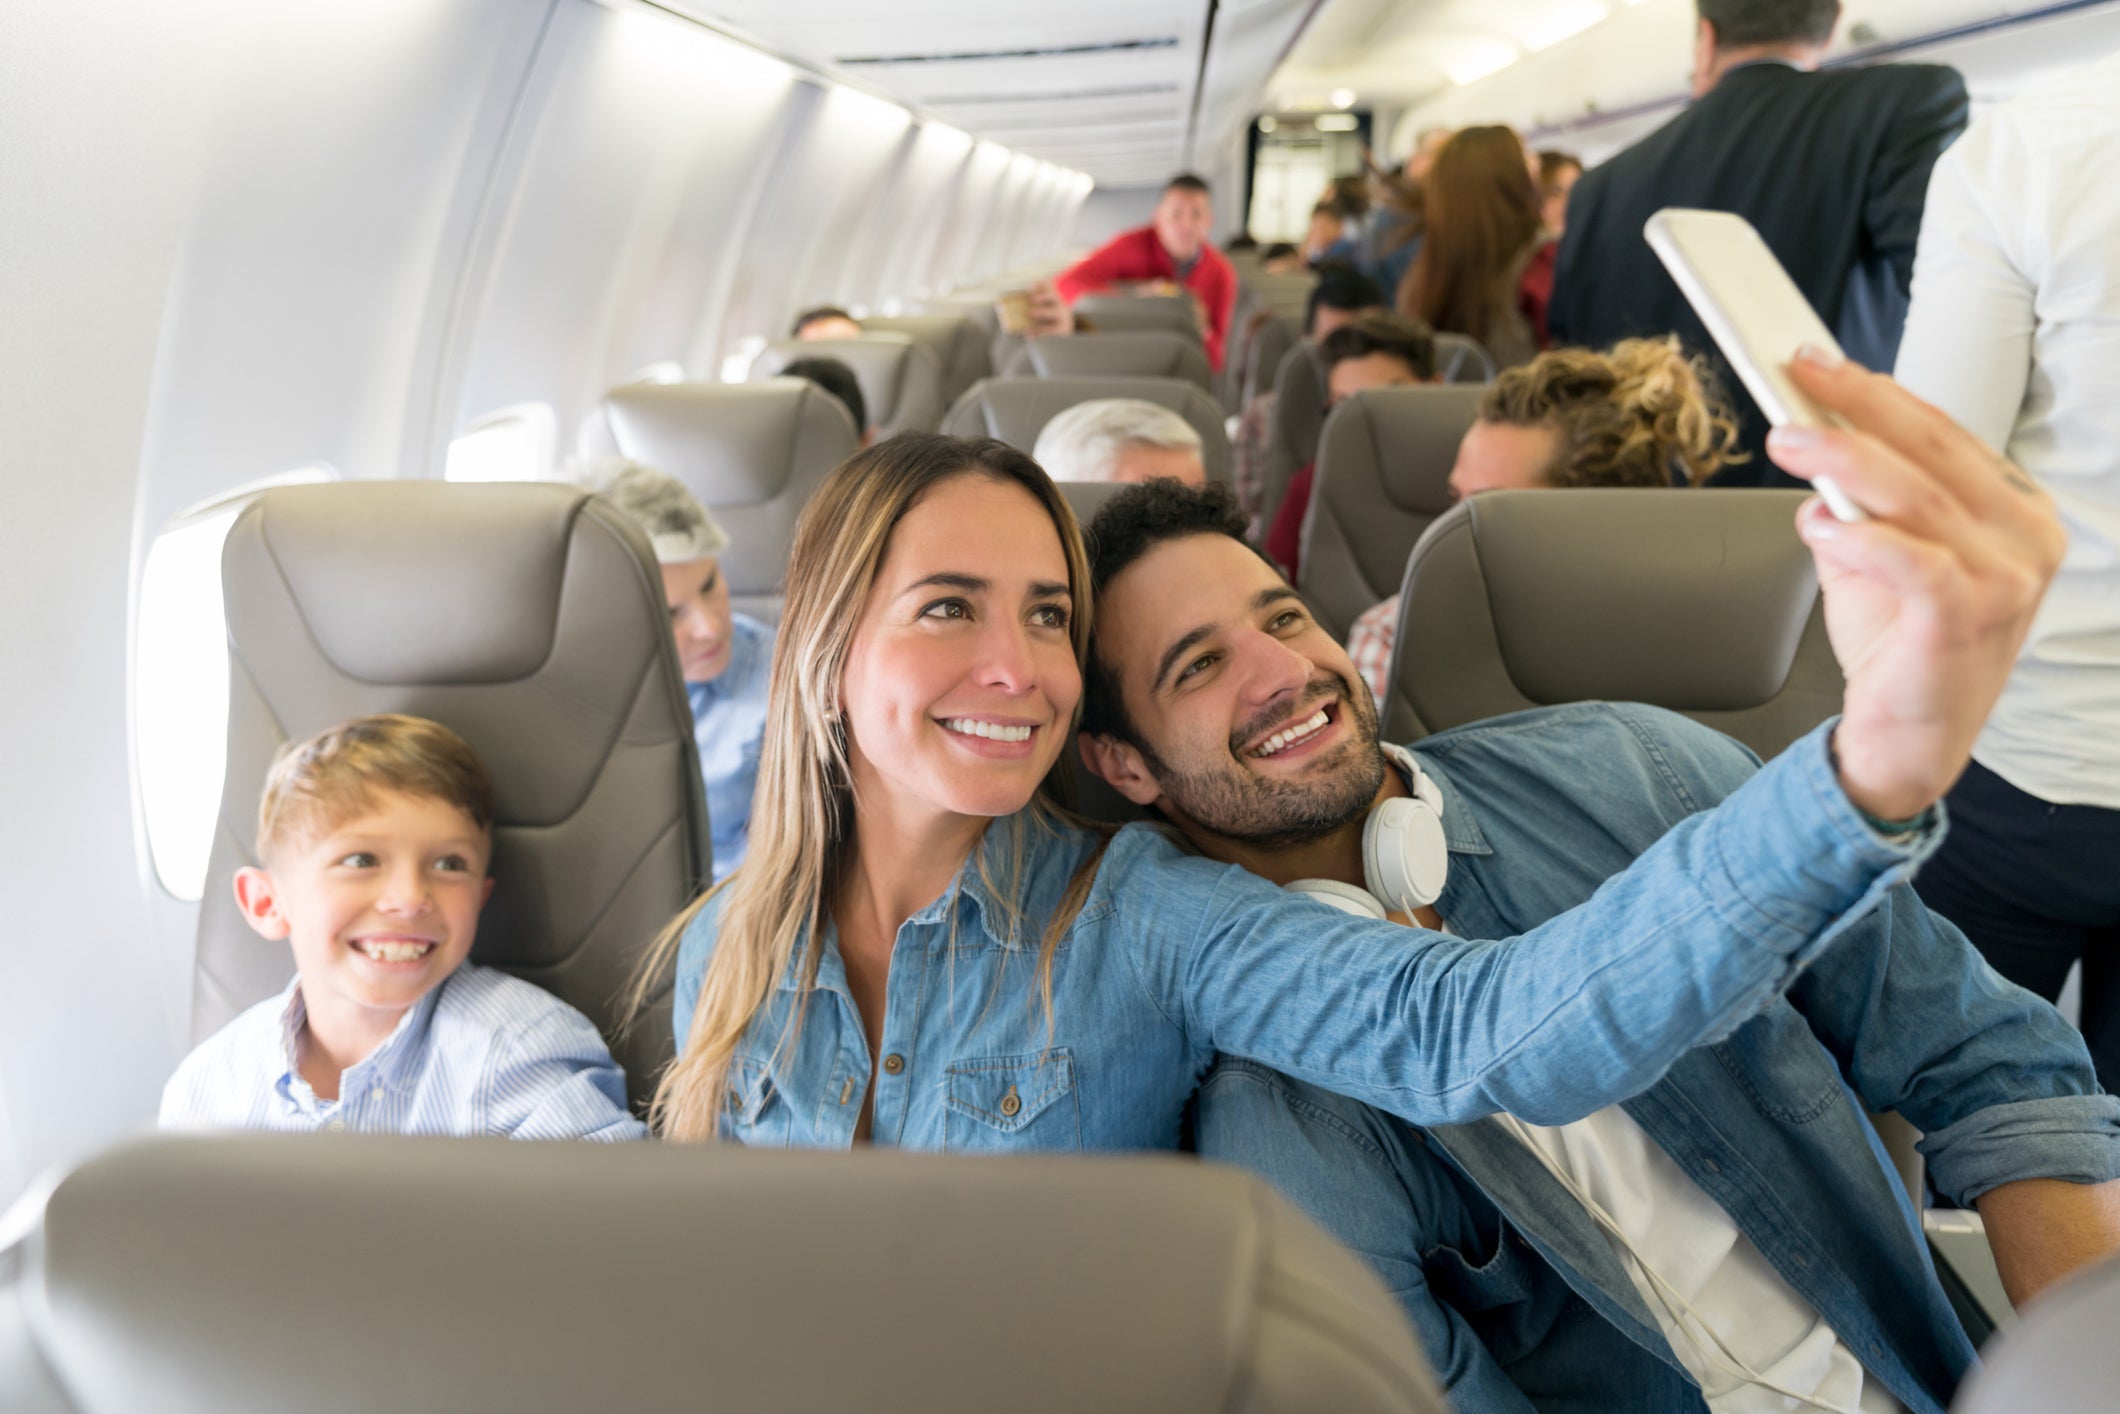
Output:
[{"xmin": 865, "ymin": 123, "xmax": 980, "ymax": 303}]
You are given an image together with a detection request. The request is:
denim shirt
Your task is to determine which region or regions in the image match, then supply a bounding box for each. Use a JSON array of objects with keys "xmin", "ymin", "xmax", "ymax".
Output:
[
  {"xmin": 688, "ymin": 611, "xmax": 772, "ymax": 882},
  {"xmin": 1193, "ymin": 706, "xmax": 2120, "ymax": 1414},
  {"xmin": 672, "ymin": 705, "xmax": 1944, "ymax": 1155}
]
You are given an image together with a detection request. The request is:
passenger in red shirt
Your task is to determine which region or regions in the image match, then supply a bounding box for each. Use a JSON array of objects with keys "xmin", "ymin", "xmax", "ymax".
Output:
[{"xmin": 1054, "ymin": 174, "xmax": 1239, "ymax": 372}]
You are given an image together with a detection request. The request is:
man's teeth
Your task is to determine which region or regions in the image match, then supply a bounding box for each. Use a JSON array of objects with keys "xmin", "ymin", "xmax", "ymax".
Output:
[
  {"xmin": 1254, "ymin": 708, "xmax": 1331, "ymax": 758},
  {"xmin": 356, "ymin": 940, "xmax": 434, "ymax": 963},
  {"xmin": 943, "ymin": 718, "xmax": 1034, "ymax": 743}
]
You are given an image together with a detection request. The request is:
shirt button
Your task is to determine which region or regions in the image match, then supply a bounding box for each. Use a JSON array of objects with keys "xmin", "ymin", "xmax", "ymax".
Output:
[
  {"xmin": 1792, "ymin": 1251, "xmax": 1811, "ymax": 1269},
  {"xmin": 1000, "ymin": 1085, "xmax": 1022, "ymax": 1118},
  {"xmin": 325, "ymin": 1119, "xmax": 345, "ymax": 1132},
  {"xmin": 1701, "ymin": 1157, "xmax": 1721, "ymax": 1174},
  {"xmin": 882, "ymin": 1053, "xmax": 905, "ymax": 1075}
]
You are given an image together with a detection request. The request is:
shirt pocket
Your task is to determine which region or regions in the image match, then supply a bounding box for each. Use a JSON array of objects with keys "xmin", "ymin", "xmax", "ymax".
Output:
[
  {"xmin": 721, "ymin": 1056, "xmax": 791, "ymax": 1148},
  {"xmin": 943, "ymin": 1048, "xmax": 1080, "ymax": 1152}
]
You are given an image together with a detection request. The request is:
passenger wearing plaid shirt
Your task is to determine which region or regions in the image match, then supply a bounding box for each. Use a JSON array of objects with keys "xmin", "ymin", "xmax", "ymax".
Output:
[{"xmin": 1343, "ymin": 337, "xmax": 1740, "ymax": 705}]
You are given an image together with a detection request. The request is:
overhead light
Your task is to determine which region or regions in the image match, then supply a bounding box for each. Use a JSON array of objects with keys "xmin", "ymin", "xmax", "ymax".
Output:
[
  {"xmin": 1524, "ymin": 0, "xmax": 1611, "ymax": 51},
  {"xmin": 1258, "ymin": 115, "xmax": 1278, "ymax": 133},
  {"xmin": 1444, "ymin": 38, "xmax": 1520, "ymax": 86},
  {"xmin": 1315, "ymin": 113, "xmax": 1359, "ymax": 132},
  {"xmin": 1330, "ymin": 87, "xmax": 1356, "ymax": 109}
]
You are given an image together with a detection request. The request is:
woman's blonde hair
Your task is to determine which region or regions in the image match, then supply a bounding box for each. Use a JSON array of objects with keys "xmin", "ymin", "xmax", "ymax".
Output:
[
  {"xmin": 1479, "ymin": 336, "xmax": 1745, "ymax": 487},
  {"xmin": 631, "ymin": 433, "xmax": 1101, "ymax": 1141}
]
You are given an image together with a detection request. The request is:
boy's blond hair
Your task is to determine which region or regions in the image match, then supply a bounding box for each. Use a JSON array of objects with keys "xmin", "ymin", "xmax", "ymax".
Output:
[{"xmin": 256, "ymin": 715, "xmax": 496, "ymax": 862}]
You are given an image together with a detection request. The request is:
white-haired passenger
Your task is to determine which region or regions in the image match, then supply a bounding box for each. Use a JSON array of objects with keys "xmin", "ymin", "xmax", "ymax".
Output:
[
  {"xmin": 1030, "ymin": 398, "xmax": 1207, "ymax": 487},
  {"xmin": 589, "ymin": 461, "xmax": 772, "ymax": 882}
]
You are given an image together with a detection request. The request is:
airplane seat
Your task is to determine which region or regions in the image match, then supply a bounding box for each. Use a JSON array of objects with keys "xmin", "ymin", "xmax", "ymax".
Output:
[
  {"xmin": 1382, "ymin": 487, "xmax": 1841, "ymax": 757},
  {"xmin": 1258, "ymin": 339, "xmax": 1324, "ymax": 529},
  {"xmin": 751, "ymin": 332, "xmax": 948, "ymax": 435},
  {"xmin": 580, "ymin": 378, "xmax": 860, "ymax": 624},
  {"xmin": 1950, "ymin": 1250, "xmax": 2120, "ymax": 1412},
  {"xmin": 1069, "ymin": 293, "xmax": 1202, "ymax": 342},
  {"xmin": 1241, "ymin": 312, "xmax": 1301, "ymax": 410},
  {"xmin": 1299, "ymin": 385, "xmax": 1487, "ymax": 638},
  {"xmin": 192, "ymin": 481, "xmax": 712, "ymax": 1108},
  {"xmin": 1219, "ymin": 285, "xmax": 1263, "ymax": 410},
  {"xmin": 1002, "ymin": 331, "xmax": 1215, "ymax": 395},
  {"xmin": 943, "ymin": 376, "xmax": 1233, "ymax": 488},
  {"xmin": 1432, "ymin": 333, "xmax": 1497, "ymax": 384},
  {"xmin": 862, "ymin": 313, "xmax": 993, "ymax": 405},
  {"xmin": 0, "ymin": 1136, "xmax": 1449, "ymax": 1414}
]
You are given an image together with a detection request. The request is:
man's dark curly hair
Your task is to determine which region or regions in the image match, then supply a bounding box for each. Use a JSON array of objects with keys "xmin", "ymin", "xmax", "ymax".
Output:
[{"xmin": 1081, "ymin": 479, "xmax": 1265, "ymax": 744}]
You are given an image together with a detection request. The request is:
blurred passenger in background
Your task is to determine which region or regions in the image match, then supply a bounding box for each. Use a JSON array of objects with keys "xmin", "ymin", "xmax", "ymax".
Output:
[
  {"xmin": 1054, "ymin": 173, "xmax": 1239, "ymax": 372},
  {"xmin": 1259, "ymin": 241, "xmax": 1304, "ymax": 274},
  {"xmin": 1232, "ymin": 268, "xmax": 1388, "ymax": 523},
  {"xmin": 1397, "ymin": 126, "xmax": 1553, "ymax": 370},
  {"xmin": 1306, "ymin": 266, "xmax": 1389, "ymax": 343},
  {"xmin": 1264, "ymin": 312, "xmax": 1437, "ymax": 579},
  {"xmin": 1896, "ymin": 49, "xmax": 2120, "ymax": 1089},
  {"xmin": 1538, "ymin": 150, "xmax": 1582, "ymax": 236},
  {"xmin": 1550, "ymin": 0, "xmax": 1967, "ymax": 483},
  {"xmin": 1032, "ymin": 399, "xmax": 1207, "ymax": 487},
  {"xmin": 1302, "ymin": 200, "xmax": 1359, "ymax": 268},
  {"xmin": 589, "ymin": 462, "xmax": 773, "ymax": 883},
  {"xmin": 779, "ymin": 355, "xmax": 873, "ymax": 448},
  {"xmin": 1344, "ymin": 337, "xmax": 1739, "ymax": 702},
  {"xmin": 791, "ymin": 306, "xmax": 862, "ymax": 341},
  {"xmin": 1358, "ymin": 130, "xmax": 1449, "ymax": 300}
]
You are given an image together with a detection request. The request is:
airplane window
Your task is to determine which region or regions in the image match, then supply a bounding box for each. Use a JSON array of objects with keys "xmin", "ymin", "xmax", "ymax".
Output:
[
  {"xmin": 722, "ymin": 335, "xmax": 768, "ymax": 384},
  {"xmin": 443, "ymin": 402, "xmax": 558, "ymax": 482},
  {"xmin": 135, "ymin": 466, "xmax": 336, "ymax": 901},
  {"xmin": 625, "ymin": 361, "xmax": 686, "ymax": 385}
]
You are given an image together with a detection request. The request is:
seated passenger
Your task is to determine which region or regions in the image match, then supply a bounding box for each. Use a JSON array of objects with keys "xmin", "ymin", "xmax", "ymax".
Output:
[
  {"xmin": 780, "ymin": 354, "xmax": 874, "ymax": 447},
  {"xmin": 1264, "ymin": 311, "xmax": 1436, "ymax": 579},
  {"xmin": 791, "ymin": 305, "xmax": 863, "ymax": 342},
  {"xmin": 1302, "ymin": 200, "xmax": 1358, "ymax": 268},
  {"xmin": 643, "ymin": 359, "xmax": 2064, "ymax": 1220},
  {"xmin": 1232, "ymin": 268, "xmax": 1388, "ymax": 522},
  {"xmin": 590, "ymin": 462, "xmax": 772, "ymax": 881},
  {"xmin": 1344, "ymin": 336, "xmax": 1736, "ymax": 701},
  {"xmin": 1306, "ymin": 266, "xmax": 1388, "ymax": 343},
  {"xmin": 1055, "ymin": 174, "xmax": 1239, "ymax": 371},
  {"xmin": 1258, "ymin": 240, "xmax": 1304, "ymax": 275},
  {"xmin": 1074, "ymin": 479, "xmax": 2120, "ymax": 1414},
  {"xmin": 160, "ymin": 715, "xmax": 644, "ymax": 1140},
  {"xmin": 1031, "ymin": 398, "xmax": 1207, "ymax": 487}
]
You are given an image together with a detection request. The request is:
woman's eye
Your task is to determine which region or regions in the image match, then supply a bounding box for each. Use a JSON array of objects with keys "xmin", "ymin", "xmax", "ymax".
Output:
[
  {"xmin": 434, "ymin": 854, "xmax": 471, "ymax": 874},
  {"xmin": 1029, "ymin": 603, "xmax": 1071, "ymax": 629},
  {"xmin": 920, "ymin": 598, "xmax": 972, "ymax": 621},
  {"xmin": 337, "ymin": 851, "xmax": 378, "ymax": 869}
]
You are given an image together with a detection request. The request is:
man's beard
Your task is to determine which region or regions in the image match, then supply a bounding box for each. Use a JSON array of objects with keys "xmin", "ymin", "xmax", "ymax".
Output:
[{"xmin": 1140, "ymin": 671, "xmax": 1387, "ymax": 850}]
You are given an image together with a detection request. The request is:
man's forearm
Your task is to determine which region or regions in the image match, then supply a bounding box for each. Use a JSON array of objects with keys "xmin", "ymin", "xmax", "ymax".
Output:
[{"xmin": 1976, "ymin": 1176, "xmax": 2120, "ymax": 1306}]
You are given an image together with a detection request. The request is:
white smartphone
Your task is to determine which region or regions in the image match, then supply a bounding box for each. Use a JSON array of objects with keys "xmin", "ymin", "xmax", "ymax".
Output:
[{"xmin": 1643, "ymin": 208, "xmax": 1865, "ymax": 522}]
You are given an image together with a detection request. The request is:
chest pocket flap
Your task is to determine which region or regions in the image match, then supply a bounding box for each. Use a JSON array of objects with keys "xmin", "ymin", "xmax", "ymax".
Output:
[{"xmin": 945, "ymin": 1048, "xmax": 1076, "ymax": 1136}]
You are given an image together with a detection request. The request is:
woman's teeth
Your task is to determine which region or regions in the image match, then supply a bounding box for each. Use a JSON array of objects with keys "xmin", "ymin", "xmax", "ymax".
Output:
[
  {"xmin": 942, "ymin": 718, "xmax": 1034, "ymax": 743},
  {"xmin": 1254, "ymin": 708, "xmax": 1330, "ymax": 758},
  {"xmin": 355, "ymin": 939, "xmax": 435, "ymax": 963}
]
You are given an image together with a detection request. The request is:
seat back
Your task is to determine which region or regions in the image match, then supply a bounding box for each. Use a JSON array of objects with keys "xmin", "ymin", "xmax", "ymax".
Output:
[
  {"xmin": 1950, "ymin": 1251, "xmax": 2120, "ymax": 1413},
  {"xmin": 195, "ymin": 481, "xmax": 710, "ymax": 1105},
  {"xmin": 864, "ymin": 314, "xmax": 993, "ymax": 405},
  {"xmin": 581, "ymin": 379, "xmax": 859, "ymax": 623},
  {"xmin": 0, "ymin": 1136, "xmax": 1448, "ymax": 1414},
  {"xmin": 1242, "ymin": 313, "xmax": 1302, "ymax": 410},
  {"xmin": 752, "ymin": 333, "xmax": 947, "ymax": 435},
  {"xmin": 1386, "ymin": 489, "xmax": 1842, "ymax": 760},
  {"xmin": 943, "ymin": 376, "xmax": 1232, "ymax": 487},
  {"xmin": 1259, "ymin": 340, "xmax": 1325, "ymax": 531},
  {"xmin": 1070, "ymin": 293, "xmax": 1201, "ymax": 340},
  {"xmin": 1004, "ymin": 331, "xmax": 1215, "ymax": 395},
  {"xmin": 1432, "ymin": 333, "xmax": 1497, "ymax": 384},
  {"xmin": 1300, "ymin": 385, "xmax": 1486, "ymax": 637}
]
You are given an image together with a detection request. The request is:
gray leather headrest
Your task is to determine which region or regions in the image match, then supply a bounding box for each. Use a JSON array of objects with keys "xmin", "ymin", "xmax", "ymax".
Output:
[
  {"xmin": 1433, "ymin": 333, "xmax": 1497, "ymax": 384},
  {"xmin": 1388, "ymin": 489, "xmax": 1842, "ymax": 760},
  {"xmin": 863, "ymin": 314, "xmax": 993, "ymax": 404},
  {"xmin": 1301, "ymin": 385, "xmax": 1488, "ymax": 637},
  {"xmin": 581, "ymin": 379, "xmax": 859, "ymax": 622},
  {"xmin": 197, "ymin": 481, "xmax": 709, "ymax": 1103},
  {"xmin": 1004, "ymin": 332, "xmax": 1215, "ymax": 394},
  {"xmin": 1071, "ymin": 293, "xmax": 1201, "ymax": 339},
  {"xmin": 1, "ymin": 1136, "xmax": 1447, "ymax": 1414},
  {"xmin": 753, "ymin": 333, "xmax": 947, "ymax": 435},
  {"xmin": 944, "ymin": 376, "xmax": 1232, "ymax": 487}
]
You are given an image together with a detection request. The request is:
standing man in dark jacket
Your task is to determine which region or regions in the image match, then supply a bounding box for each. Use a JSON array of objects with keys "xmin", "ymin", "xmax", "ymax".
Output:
[{"xmin": 1548, "ymin": 1, "xmax": 1966, "ymax": 485}]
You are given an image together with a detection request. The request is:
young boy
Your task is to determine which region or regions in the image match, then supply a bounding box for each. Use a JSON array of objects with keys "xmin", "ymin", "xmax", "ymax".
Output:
[{"xmin": 160, "ymin": 714, "xmax": 646, "ymax": 1140}]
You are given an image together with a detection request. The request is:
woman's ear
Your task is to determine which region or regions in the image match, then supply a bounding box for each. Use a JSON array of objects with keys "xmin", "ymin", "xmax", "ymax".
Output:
[
  {"xmin": 1077, "ymin": 732, "xmax": 1165, "ymax": 808},
  {"xmin": 232, "ymin": 866, "xmax": 291, "ymax": 941}
]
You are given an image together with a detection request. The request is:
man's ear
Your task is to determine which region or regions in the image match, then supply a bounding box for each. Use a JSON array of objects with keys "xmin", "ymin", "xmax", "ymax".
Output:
[
  {"xmin": 232, "ymin": 866, "xmax": 291, "ymax": 941},
  {"xmin": 1078, "ymin": 732, "xmax": 1165, "ymax": 808}
]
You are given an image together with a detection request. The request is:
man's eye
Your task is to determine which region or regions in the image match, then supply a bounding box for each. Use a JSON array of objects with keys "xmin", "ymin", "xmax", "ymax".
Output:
[
  {"xmin": 337, "ymin": 852, "xmax": 378, "ymax": 869},
  {"xmin": 921, "ymin": 598, "xmax": 972, "ymax": 621},
  {"xmin": 1177, "ymin": 653, "xmax": 1216, "ymax": 684},
  {"xmin": 1270, "ymin": 609, "xmax": 1305, "ymax": 632}
]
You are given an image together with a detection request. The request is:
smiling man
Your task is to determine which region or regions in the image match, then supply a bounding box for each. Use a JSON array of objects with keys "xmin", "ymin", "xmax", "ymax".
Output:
[
  {"xmin": 1053, "ymin": 173, "xmax": 1238, "ymax": 372},
  {"xmin": 1076, "ymin": 463, "xmax": 2120, "ymax": 1413}
]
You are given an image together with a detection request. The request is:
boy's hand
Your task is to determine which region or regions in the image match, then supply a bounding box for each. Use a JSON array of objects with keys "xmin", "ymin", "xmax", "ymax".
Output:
[{"xmin": 1767, "ymin": 348, "xmax": 2065, "ymax": 821}]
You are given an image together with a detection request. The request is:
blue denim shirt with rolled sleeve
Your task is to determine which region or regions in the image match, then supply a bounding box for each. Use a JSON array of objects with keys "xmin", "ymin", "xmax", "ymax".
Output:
[
  {"xmin": 672, "ymin": 704, "xmax": 1950, "ymax": 1156},
  {"xmin": 1190, "ymin": 704, "xmax": 2120, "ymax": 1414},
  {"xmin": 688, "ymin": 611, "xmax": 772, "ymax": 883}
]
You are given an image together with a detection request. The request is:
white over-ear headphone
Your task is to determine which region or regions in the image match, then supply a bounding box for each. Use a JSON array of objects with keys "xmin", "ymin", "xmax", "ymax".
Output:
[{"xmin": 1285, "ymin": 744, "xmax": 1449, "ymax": 919}]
